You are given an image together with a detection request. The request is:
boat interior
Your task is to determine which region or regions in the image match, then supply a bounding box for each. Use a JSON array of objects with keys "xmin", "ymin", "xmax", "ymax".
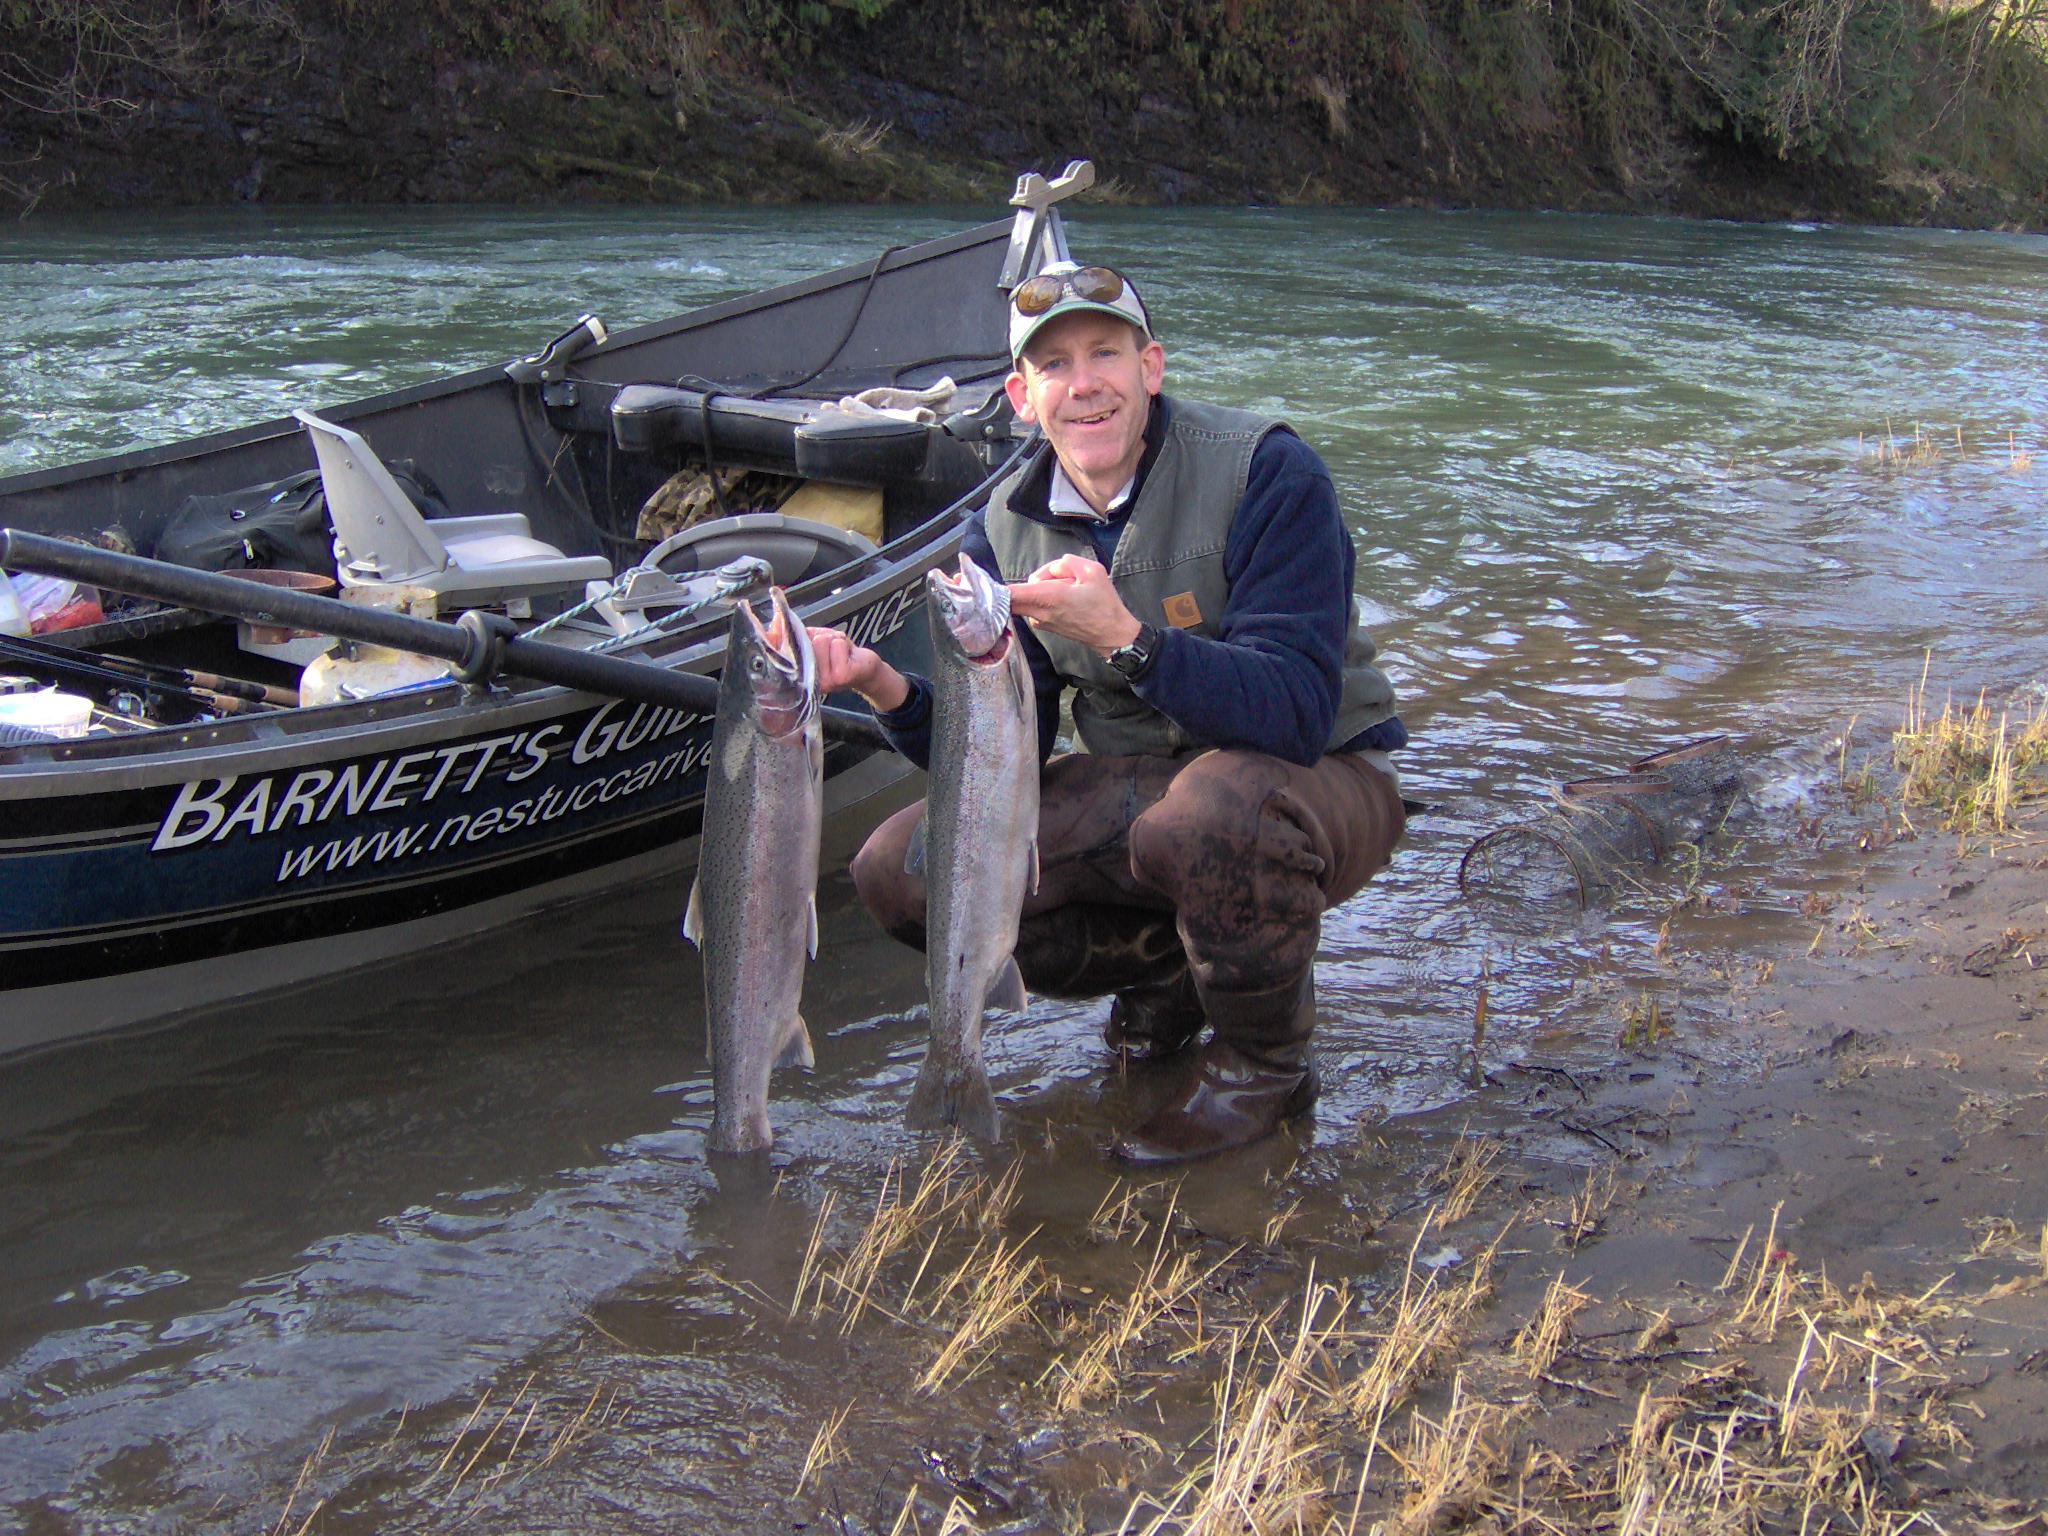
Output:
[{"xmin": 0, "ymin": 313, "xmax": 1020, "ymax": 759}]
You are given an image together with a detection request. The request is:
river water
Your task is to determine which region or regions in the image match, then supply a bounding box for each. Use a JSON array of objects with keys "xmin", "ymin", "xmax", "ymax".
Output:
[{"xmin": 3, "ymin": 205, "xmax": 2047, "ymax": 1532}]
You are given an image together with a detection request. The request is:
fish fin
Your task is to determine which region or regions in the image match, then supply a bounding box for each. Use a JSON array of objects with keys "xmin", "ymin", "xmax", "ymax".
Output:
[
  {"xmin": 1027, "ymin": 838, "xmax": 1040, "ymax": 897},
  {"xmin": 984, "ymin": 956, "xmax": 1027, "ymax": 1014},
  {"xmin": 776, "ymin": 1012, "xmax": 816, "ymax": 1072},
  {"xmin": 807, "ymin": 894, "xmax": 819, "ymax": 960},
  {"xmin": 903, "ymin": 813, "xmax": 927, "ymax": 878},
  {"xmin": 682, "ymin": 877, "xmax": 704, "ymax": 946},
  {"xmin": 905, "ymin": 1058, "xmax": 1003, "ymax": 1143}
]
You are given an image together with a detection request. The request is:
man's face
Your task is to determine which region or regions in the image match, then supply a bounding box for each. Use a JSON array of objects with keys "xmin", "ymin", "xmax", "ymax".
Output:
[{"xmin": 1004, "ymin": 312, "xmax": 1166, "ymax": 491}]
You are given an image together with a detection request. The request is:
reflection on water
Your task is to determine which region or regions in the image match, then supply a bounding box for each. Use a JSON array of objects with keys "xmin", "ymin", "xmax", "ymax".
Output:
[{"xmin": 4, "ymin": 205, "xmax": 2048, "ymax": 1527}]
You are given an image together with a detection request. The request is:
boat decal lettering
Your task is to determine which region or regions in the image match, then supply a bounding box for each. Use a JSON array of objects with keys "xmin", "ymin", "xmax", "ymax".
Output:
[
  {"xmin": 265, "ymin": 731, "xmax": 715, "ymax": 883},
  {"xmin": 369, "ymin": 751, "xmax": 439, "ymax": 813},
  {"xmin": 419, "ymin": 744, "xmax": 474, "ymax": 802},
  {"xmin": 214, "ymin": 780, "xmax": 274, "ymax": 841},
  {"xmin": 271, "ymin": 769, "xmax": 336, "ymax": 830},
  {"xmin": 275, "ymin": 823, "xmax": 433, "ymax": 881},
  {"xmin": 460, "ymin": 734, "xmax": 521, "ymax": 793},
  {"xmin": 505, "ymin": 725, "xmax": 563, "ymax": 783},
  {"xmin": 152, "ymin": 777, "xmax": 240, "ymax": 851},
  {"xmin": 573, "ymin": 701, "xmax": 704, "ymax": 767},
  {"xmin": 841, "ymin": 583, "xmax": 922, "ymax": 651},
  {"xmin": 613, "ymin": 704, "xmax": 658, "ymax": 754},
  {"xmin": 572, "ymin": 702, "xmax": 622, "ymax": 764},
  {"xmin": 320, "ymin": 759, "xmax": 390, "ymax": 822}
]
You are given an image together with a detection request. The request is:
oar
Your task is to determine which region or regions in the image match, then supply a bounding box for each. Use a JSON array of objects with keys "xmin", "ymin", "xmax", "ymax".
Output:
[{"xmin": 0, "ymin": 529, "xmax": 895, "ymax": 752}]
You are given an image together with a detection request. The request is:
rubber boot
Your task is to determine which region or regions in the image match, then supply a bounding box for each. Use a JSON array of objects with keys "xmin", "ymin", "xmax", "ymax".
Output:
[
  {"xmin": 1012, "ymin": 904, "xmax": 1186, "ymax": 998},
  {"xmin": 1102, "ymin": 966, "xmax": 1205, "ymax": 1063},
  {"xmin": 1110, "ymin": 970, "xmax": 1319, "ymax": 1166}
]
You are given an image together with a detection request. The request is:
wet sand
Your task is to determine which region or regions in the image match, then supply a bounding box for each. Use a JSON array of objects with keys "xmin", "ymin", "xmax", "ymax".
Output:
[{"xmin": 1371, "ymin": 800, "xmax": 2048, "ymax": 1524}]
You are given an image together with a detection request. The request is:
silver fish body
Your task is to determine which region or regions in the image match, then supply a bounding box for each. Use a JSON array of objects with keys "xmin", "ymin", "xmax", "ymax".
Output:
[
  {"xmin": 907, "ymin": 552, "xmax": 1038, "ymax": 1142},
  {"xmin": 685, "ymin": 586, "xmax": 823, "ymax": 1154}
]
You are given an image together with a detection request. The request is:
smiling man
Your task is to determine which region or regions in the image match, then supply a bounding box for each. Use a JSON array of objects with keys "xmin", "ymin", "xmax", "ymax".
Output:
[{"xmin": 809, "ymin": 261, "xmax": 1407, "ymax": 1164}]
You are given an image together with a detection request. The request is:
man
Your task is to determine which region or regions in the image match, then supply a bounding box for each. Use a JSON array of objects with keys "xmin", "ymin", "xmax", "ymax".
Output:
[{"xmin": 809, "ymin": 261, "xmax": 1407, "ymax": 1165}]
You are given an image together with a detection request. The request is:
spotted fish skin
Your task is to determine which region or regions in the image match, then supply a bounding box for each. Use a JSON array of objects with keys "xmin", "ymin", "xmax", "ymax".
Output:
[
  {"xmin": 685, "ymin": 586, "xmax": 822, "ymax": 1155},
  {"xmin": 907, "ymin": 552, "xmax": 1038, "ymax": 1143}
]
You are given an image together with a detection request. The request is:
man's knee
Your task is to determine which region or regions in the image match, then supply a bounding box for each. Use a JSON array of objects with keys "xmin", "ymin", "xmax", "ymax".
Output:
[
  {"xmin": 1127, "ymin": 751, "xmax": 1291, "ymax": 898},
  {"xmin": 851, "ymin": 801, "xmax": 928, "ymax": 947}
]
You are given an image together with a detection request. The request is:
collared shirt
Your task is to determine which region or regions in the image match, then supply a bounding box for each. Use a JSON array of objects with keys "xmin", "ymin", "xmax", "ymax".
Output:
[{"xmin": 1046, "ymin": 462, "xmax": 1136, "ymax": 523}]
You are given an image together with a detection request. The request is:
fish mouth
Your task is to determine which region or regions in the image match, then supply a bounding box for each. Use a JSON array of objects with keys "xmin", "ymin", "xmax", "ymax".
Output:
[
  {"xmin": 929, "ymin": 553, "xmax": 1013, "ymax": 661},
  {"xmin": 965, "ymin": 630, "xmax": 1012, "ymax": 665},
  {"xmin": 739, "ymin": 588, "xmax": 817, "ymax": 738}
]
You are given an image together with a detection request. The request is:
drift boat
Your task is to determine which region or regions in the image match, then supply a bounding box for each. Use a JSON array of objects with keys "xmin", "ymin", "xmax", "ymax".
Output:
[{"xmin": 0, "ymin": 163, "xmax": 1099, "ymax": 1057}]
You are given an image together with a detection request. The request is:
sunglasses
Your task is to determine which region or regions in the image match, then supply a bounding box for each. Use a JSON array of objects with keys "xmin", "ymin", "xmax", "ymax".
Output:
[{"xmin": 1012, "ymin": 266, "xmax": 1127, "ymax": 316}]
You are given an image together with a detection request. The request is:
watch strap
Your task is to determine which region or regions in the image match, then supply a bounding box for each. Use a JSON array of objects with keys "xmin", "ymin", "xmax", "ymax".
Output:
[{"xmin": 1108, "ymin": 622, "xmax": 1161, "ymax": 680}]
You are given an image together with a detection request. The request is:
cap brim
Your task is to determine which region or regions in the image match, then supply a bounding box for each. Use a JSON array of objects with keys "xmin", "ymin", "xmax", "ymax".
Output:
[{"xmin": 1010, "ymin": 298, "xmax": 1152, "ymax": 360}]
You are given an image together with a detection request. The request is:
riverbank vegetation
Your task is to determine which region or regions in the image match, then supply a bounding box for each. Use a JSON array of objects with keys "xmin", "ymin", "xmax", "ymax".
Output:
[{"xmin": 4, "ymin": 0, "xmax": 2048, "ymax": 221}]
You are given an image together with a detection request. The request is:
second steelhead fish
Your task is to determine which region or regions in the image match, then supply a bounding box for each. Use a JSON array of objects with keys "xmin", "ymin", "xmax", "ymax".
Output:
[
  {"xmin": 685, "ymin": 586, "xmax": 822, "ymax": 1154},
  {"xmin": 906, "ymin": 552, "xmax": 1038, "ymax": 1142}
]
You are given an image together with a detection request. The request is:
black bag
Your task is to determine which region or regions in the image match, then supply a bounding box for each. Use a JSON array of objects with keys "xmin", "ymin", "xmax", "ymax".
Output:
[{"xmin": 158, "ymin": 460, "xmax": 449, "ymax": 580}]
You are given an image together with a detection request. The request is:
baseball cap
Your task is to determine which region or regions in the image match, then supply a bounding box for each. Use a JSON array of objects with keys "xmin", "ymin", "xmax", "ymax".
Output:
[{"xmin": 1008, "ymin": 262, "xmax": 1153, "ymax": 360}]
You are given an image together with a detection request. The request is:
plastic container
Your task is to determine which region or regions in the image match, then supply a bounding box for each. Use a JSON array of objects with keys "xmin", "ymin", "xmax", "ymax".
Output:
[{"xmin": 0, "ymin": 690, "xmax": 94, "ymax": 739}]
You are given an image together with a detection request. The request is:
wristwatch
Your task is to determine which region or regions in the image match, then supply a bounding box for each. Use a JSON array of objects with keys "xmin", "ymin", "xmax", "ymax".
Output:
[{"xmin": 1107, "ymin": 622, "xmax": 1161, "ymax": 680}]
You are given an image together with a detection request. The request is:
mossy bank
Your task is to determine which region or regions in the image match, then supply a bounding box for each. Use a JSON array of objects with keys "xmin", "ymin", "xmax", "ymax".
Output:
[{"xmin": 6, "ymin": 0, "xmax": 2048, "ymax": 229}]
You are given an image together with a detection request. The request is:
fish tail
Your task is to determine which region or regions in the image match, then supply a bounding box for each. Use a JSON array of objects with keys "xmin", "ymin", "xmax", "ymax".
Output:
[
  {"xmin": 905, "ymin": 1057, "xmax": 1002, "ymax": 1143},
  {"xmin": 708, "ymin": 1104, "xmax": 774, "ymax": 1155}
]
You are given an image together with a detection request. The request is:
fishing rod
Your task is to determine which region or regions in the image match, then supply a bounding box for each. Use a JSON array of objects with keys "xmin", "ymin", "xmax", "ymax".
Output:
[
  {"xmin": 0, "ymin": 629, "xmax": 295, "ymax": 709},
  {"xmin": 0, "ymin": 630, "xmax": 244, "ymax": 716},
  {"xmin": 0, "ymin": 529, "xmax": 896, "ymax": 751}
]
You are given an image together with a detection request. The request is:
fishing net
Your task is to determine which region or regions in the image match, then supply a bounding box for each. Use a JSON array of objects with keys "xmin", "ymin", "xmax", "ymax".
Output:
[{"xmin": 1458, "ymin": 735, "xmax": 1744, "ymax": 908}]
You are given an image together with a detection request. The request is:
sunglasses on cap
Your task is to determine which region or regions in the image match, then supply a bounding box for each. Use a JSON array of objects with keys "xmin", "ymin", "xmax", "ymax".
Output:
[{"xmin": 1011, "ymin": 266, "xmax": 1127, "ymax": 316}]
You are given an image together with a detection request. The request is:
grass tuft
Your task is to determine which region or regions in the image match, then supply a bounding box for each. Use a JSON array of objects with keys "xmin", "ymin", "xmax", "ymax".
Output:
[{"xmin": 1892, "ymin": 665, "xmax": 2048, "ymax": 833}]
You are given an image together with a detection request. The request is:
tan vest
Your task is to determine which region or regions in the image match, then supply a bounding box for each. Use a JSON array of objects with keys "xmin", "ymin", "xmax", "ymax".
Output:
[{"xmin": 984, "ymin": 397, "xmax": 1396, "ymax": 759}]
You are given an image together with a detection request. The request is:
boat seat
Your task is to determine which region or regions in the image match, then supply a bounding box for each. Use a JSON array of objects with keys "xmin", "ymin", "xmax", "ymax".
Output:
[
  {"xmin": 293, "ymin": 409, "xmax": 612, "ymax": 607},
  {"xmin": 643, "ymin": 512, "xmax": 879, "ymax": 589}
]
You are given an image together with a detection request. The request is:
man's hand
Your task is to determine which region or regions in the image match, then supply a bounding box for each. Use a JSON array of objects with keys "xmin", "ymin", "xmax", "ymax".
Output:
[
  {"xmin": 1007, "ymin": 554, "xmax": 1143, "ymax": 657},
  {"xmin": 807, "ymin": 626, "xmax": 911, "ymax": 713}
]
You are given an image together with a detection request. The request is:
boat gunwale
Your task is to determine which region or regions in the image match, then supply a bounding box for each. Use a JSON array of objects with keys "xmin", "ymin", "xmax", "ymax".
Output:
[{"xmin": 0, "ymin": 515, "xmax": 965, "ymax": 793}]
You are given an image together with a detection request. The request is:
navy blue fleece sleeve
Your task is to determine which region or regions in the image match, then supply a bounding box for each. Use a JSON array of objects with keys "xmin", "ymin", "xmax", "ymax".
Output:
[
  {"xmin": 873, "ymin": 514, "xmax": 1063, "ymax": 770},
  {"xmin": 1130, "ymin": 431, "xmax": 1352, "ymax": 767}
]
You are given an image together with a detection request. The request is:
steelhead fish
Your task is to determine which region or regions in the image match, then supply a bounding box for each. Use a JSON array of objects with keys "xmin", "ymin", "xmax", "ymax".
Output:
[
  {"xmin": 684, "ymin": 585, "xmax": 822, "ymax": 1154},
  {"xmin": 906, "ymin": 552, "xmax": 1039, "ymax": 1142}
]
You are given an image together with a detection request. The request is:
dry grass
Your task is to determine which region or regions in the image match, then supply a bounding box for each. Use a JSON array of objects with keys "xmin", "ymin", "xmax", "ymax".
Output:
[
  {"xmin": 1043, "ymin": 1196, "xmax": 1241, "ymax": 1414},
  {"xmin": 1434, "ymin": 1134, "xmax": 1503, "ymax": 1225},
  {"xmin": 795, "ymin": 1403, "xmax": 852, "ymax": 1495},
  {"xmin": 1084, "ymin": 1179, "xmax": 2035, "ymax": 1536},
  {"xmin": 1509, "ymin": 1273, "xmax": 1591, "ymax": 1378},
  {"xmin": 1120, "ymin": 1276, "xmax": 1351, "ymax": 1536},
  {"xmin": 1893, "ymin": 665, "xmax": 2048, "ymax": 833},
  {"xmin": 817, "ymin": 118, "xmax": 890, "ymax": 160},
  {"xmin": 787, "ymin": 1137, "xmax": 1044, "ymax": 1397}
]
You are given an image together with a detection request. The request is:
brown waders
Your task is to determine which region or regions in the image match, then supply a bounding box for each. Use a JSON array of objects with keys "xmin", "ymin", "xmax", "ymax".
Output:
[{"xmin": 850, "ymin": 748, "xmax": 1406, "ymax": 1163}]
